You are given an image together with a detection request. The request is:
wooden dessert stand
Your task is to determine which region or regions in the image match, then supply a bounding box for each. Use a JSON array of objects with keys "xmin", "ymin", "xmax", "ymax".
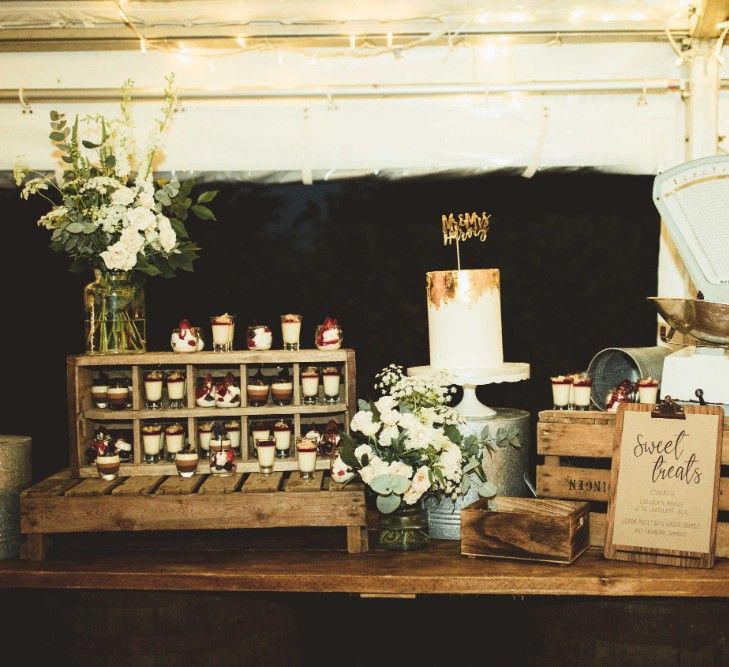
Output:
[{"xmin": 20, "ymin": 470, "xmax": 368, "ymax": 561}]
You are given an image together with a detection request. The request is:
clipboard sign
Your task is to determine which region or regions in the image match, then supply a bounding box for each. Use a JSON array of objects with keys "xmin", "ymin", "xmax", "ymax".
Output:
[{"xmin": 604, "ymin": 399, "xmax": 724, "ymax": 568}]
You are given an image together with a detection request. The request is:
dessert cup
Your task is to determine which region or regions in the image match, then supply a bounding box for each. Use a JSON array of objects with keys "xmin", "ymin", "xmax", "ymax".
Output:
[
  {"xmin": 322, "ymin": 367, "xmax": 341, "ymax": 404},
  {"xmin": 164, "ymin": 423, "xmax": 186, "ymax": 460},
  {"xmin": 225, "ymin": 420, "xmax": 241, "ymax": 451},
  {"xmin": 247, "ymin": 324, "xmax": 273, "ymax": 350},
  {"xmin": 296, "ymin": 437, "xmax": 318, "ymax": 480},
  {"xmin": 256, "ymin": 439, "xmax": 276, "ymax": 474},
  {"xmin": 301, "ymin": 367, "xmax": 320, "ymax": 405},
  {"xmin": 175, "ymin": 451, "xmax": 199, "ymax": 478},
  {"xmin": 170, "ymin": 322, "xmax": 204, "ymax": 353},
  {"xmin": 144, "ymin": 370, "xmax": 164, "ymax": 409},
  {"xmin": 91, "ymin": 377, "xmax": 109, "ymax": 409},
  {"xmin": 281, "ymin": 314, "xmax": 302, "ymax": 351},
  {"xmin": 141, "ymin": 425, "xmax": 162, "ymax": 463},
  {"xmin": 551, "ymin": 376, "xmax": 571, "ymax": 410},
  {"xmin": 315, "ymin": 318, "xmax": 342, "ymax": 351},
  {"xmin": 107, "ymin": 379, "xmax": 130, "ymax": 410},
  {"xmin": 572, "ymin": 377, "xmax": 593, "ymax": 411},
  {"xmin": 273, "ymin": 420, "xmax": 292, "ymax": 458},
  {"xmin": 198, "ymin": 422, "xmax": 214, "ymax": 451},
  {"xmin": 211, "ymin": 314, "xmax": 235, "ymax": 352},
  {"xmin": 96, "ymin": 453, "xmax": 121, "ymax": 480},
  {"xmin": 209, "ymin": 438, "xmax": 235, "ymax": 477},
  {"xmin": 638, "ymin": 378, "xmax": 660, "ymax": 404},
  {"xmin": 166, "ymin": 370, "xmax": 186, "ymax": 409}
]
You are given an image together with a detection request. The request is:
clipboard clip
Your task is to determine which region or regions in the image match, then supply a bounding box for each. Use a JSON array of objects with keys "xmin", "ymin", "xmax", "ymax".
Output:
[{"xmin": 651, "ymin": 396, "xmax": 686, "ymax": 420}]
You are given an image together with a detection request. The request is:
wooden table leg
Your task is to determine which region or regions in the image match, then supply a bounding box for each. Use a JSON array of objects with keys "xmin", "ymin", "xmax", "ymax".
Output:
[
  {"xmin": 347, "ymin": 526, "xmax": 369, "ymax": 554},
  {"xmin": 26, "ymin": 534, "xmax": 48, "ymax": 562}
]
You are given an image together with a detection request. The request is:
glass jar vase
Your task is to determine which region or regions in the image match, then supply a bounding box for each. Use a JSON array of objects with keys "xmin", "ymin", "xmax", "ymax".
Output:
[
  {"xmin": 378, "ymin": 504, "xmax": 430, "ymax": 551},
  {"xmin": 84, "ymin": 270, "xmax": 146, "ymax": 354}
]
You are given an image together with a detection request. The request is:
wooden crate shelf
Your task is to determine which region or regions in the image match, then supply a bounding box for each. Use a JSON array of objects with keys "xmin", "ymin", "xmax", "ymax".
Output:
[
  {"xmin": 69, "ymin": 349, "xmax": 356, "ymax": 477},
  {"xmin": 21, "ymin": 471, "xmax": 368, "ymax": 561},
  {"xmin": 536, "ymin": 409, "xmax": 729, "ymax": 557}
]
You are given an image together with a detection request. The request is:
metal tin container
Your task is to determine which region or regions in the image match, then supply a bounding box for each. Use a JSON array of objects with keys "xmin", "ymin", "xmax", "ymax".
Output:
[
  {"xmin": 426, "ymin": 408, "xmax": 530, "ymax": 540},
  {"xmin": 0, "ymin": 435, "xmax": 32, "ymax": 559}
]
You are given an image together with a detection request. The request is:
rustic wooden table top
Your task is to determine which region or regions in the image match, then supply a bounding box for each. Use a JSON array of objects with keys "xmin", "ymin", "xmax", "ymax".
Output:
[{"xmin": 2, "ymin": 532, "xmax": 729, "ymax": 597}]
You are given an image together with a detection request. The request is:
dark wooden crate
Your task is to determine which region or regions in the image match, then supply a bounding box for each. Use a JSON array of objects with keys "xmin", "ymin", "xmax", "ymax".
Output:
[{"xmin": 461, "ymin": 497, "xmax": 589, "ymax": 564}]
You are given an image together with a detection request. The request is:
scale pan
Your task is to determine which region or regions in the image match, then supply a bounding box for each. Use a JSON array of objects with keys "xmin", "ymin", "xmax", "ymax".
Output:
[{"xmin": 649, "ymin": 297, "xmax": 729, "ymax": 347}]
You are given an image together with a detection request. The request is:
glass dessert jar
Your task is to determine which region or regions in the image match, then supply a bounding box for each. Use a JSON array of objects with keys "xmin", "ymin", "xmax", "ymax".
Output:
[
  {"xmin": 198, "ymin": 421, "xmax": 214, "ymax": 452},
  {"xmin": 572, "ymin": 377, "xmax": 593, "ymax": 411},
  {"xmin": 271, "ymin": 367, "xmax": 293, "ymax": 406},
  {"xmin": 144, "ymin": 370, "xmax": 164, "ymax": 409},
  {"xmin": 638, "ymin": 377, "xmax": 659, "ymax": 404},
  {"xmin": 96, "ymin": 452, "xmax": 121, "ymax": 480},
  {"xmin": 321, "ymin": 367, "xmax": 341, "ymax": 404},
  {"xmin": 114, "ymin": 433, "xmax": 133, "ymax": 462},
  {"xmin": 296, "ymin": 437, "xmax": 318, "ymax": 480},
  {"xmin": 224, "ymin": 420, "xmax": 241, "ymax": 452},
  {"xmin": 211, "ymin": 313, "xmax": 235, "ymax": 352},
  {"xmin": 256, "ymin": 439, "xmax": 276, "ymax": 474},
  {"xmin": 301, "ymin": 366, "xmax": 320, "ymax": 405},
  {"xmin": 247, "ymin": 324, "xmax": 273, "ymax": 350},
  {"xmin": 166, "ymin": 370, "xmax": 186, "ymax": 409},
  {"xmin": 175, "ymin": 450, "xmax": 199, "ymax": 478},
  {"xmin": 209, "ymin": 427, "xmax": 235, "ymax": 477},
  {"xmin": 91, "ymin": 375, "xmax": 109, "ymax": 409},
  {"xmin": 281, "ymin": 314, "xmax": 302, "ymax": 351},
  {"xmin": 215, "ymin": 372, "xmax": 241, "ymax": 408},
  {"xmin": 246, "ymin": 368, "xmax": 270, "ymax": 407},
  {"xmin": 141, "ymin": 424, "xmax": 162, "ymax": 463},
  {"xmin": 550, "ymin": 375, "xmax": 571, "ymax": 410},
  {"xmin": 196, "ymin": 373, "xmax": 216, "ymax": 408},
  {"xmin": 250, "ymin": 422, "xmax": 270, "ymax": 453},
  {"xmin": 273, "ymin": 420, "xmax": 292, "ymax": 458},
  {"xmin": 315, "ymin": 317, "xmax": 343, "ymax": 351},
  {"xmin": 164, "ymin": 423, "xmax": 186, "ymax": 460},
  {"xmin": 107, "ymin": 378, "xmax": 130, "ymax": 410},
  {"xmin": 170, "ymin": 319, "xmax": 204, "ymax": 353}
]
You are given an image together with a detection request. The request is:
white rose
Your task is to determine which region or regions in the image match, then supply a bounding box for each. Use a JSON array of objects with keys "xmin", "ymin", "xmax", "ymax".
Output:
[
  {"xmin": 359, "ymin": 463, "xmax": 376, "ymax": 485},
  {"xmin": 137, "ymin": 192, "xmax": 155, "ymax": 209},
  {"xmin": 378, "ymin": 425, "xmax": 399, "ymax": 448},
  {"xmin": 379, "ymin": 409, "xmax": 401, "ymax": 426},
  {"xmin": 111, "ymin": 186, "xmax": 135, "ymax": 207},
  {"xmin": 126, "ymin": 206, "xmax": 157, "ymax": 232},
  {"xmin": 157, "ymin": 215, "xmax": 177, "ymax": 253},
  {"xmin": 354, "ymin": 444, "xmax": 374, "ymax": 464},
  {"xmin": 331, "ymin": 455, "xmax": 355, "ymax": 484},
  {"xmin": 403, "ymin": 483, "xmax": 426, "ymax": 505},
  {"xmin": 411, "ymin": 465, "xmax": 431, "ymax": 492},
  {"xmin": 389, "ymin": 461, "xmax": 414, "ymax": 479},
  {"xmin": 119, "ymin": 226, "xmax": 144, "ymax": 254},
  {"xmin": 350, "ymin": 410, "xmax": 381, "ymax": 437},
  {"xmin": 375, "ymin": 395, "xmax": 398, "ymax": 413},
  {"xmin": 100, "ymin": 242, "xmax": 136, "ymax": 271}
]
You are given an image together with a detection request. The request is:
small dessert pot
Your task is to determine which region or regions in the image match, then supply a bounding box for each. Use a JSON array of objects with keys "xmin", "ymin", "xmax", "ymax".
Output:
[{"xmin": 96, "ymin": 454, "xmax": 121, "ymax": 480}]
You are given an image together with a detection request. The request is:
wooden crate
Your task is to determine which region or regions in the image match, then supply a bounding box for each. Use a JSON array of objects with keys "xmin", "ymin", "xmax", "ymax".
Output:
[
  {"xmin": 536, "ymin": 410, "xmax": 729, "ymax": 556},
  {"xmin": 68, "ymin": 350, "xmax": 356, "ymax": 477},
  {"xmin": 461, "ymin": 497, "xmax": 590, "ymax": 564},
  {"xmin": 20, "ymin": 470, "xmax": 368, "ymax": 561}
]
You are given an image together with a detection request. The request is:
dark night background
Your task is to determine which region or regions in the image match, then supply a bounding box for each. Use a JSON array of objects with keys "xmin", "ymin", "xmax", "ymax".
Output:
[{"xmin": 1, "ymin": 170, "xmax": 659, "ymax": 480}]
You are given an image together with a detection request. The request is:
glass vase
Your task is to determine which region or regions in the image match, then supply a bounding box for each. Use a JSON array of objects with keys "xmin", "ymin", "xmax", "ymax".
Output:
[
  {"xmin": 378, "ymin": 504, "xmax": 430, "ymax": 551},
  {"xmin": 84, "ymin": 270, "xmax": 146, "ymax": 355}
]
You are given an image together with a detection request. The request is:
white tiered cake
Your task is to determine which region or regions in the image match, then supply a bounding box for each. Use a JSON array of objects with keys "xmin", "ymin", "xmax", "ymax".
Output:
[{"xmin": 426, "ymin": 269, "xmax": 503, "ymax": 370}]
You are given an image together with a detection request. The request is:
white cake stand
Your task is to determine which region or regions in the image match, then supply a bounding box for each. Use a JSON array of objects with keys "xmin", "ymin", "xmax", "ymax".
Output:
[{"xmin": 407, "ymin": 363, "xmax": 530, "ymax": 418}]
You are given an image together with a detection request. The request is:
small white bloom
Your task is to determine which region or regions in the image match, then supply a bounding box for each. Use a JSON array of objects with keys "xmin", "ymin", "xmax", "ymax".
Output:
[
  {"xmin": 157, "ymin": 215, "xmax": 177, "ymax": 253},
  {"xmin": 350, "ymin": 410, "xmax": 381, "ymax": 437},
  {"xmin": 378, "ymin": 409, "xmax": 401, "ymax": 427},
  {"xmin": 375, "ymin": 395, "xmax": 398, "ymax": 413},
  {"xmin": 126, "ymin": 206, "xmax": 156, "ymax": 232},
  {"xmin": 119, "ymin": 226, "xmax": 144, "ymax": 254},
  {"xmin": 111, "ymin": 186, "xmax": 135, "ymax": 207},
  {"xmin": 389, "ymin": 461, "xmax": 414, "ymax": 479},
  {"xmin": 36, "ymin": 207, "xmax": 68, "ymax": 230},
  {"xmin": 100, "ymin": 241, "xmax": 137, "ymax": 271},
  {"xmin": 20, "ymin": 178, "xmax": 48, "ymax": 200},
  {"xmin": 353, "ymin": 444, "xmax": 374, "ymax": 464},
  {"xmin": 137, "ymin": 191, "xmax": 155, "ymax": 209},
  {"xmin": 378, "ymin": 425, "xmax": 399, "ymax": 447}
]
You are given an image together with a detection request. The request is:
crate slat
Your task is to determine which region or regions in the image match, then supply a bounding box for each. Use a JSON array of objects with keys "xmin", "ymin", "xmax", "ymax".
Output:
[
  {"xmin": 22, "ymin": 477, "xmax": 81, "ymax": 498},
  {"xmin": 111, "ymin": 476, "xmax": 165, "ymax": 496},
  {"xmin": 64, "ymin": 477, "xmax": 121, "ymax": 497},
  {"xmin": 197, "ymin": 473, "xmax": 244, "ymax": 495},
  {"xmin": 241, "ymin": 472, "xmax": 284, "ymax": 493},
  {"xmin": 155, "ymin": 475, "xmax": 205, "ymax": 495},
  {"xmin": 285, "ymin": 471, "xmax": 324, "ymax": 492}
]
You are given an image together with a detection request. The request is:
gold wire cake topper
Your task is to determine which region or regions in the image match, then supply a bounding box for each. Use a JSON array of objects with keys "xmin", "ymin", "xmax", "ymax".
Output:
[{"xmin": 441, "ymin": 211, "xmax": 491, "ymax": 270}]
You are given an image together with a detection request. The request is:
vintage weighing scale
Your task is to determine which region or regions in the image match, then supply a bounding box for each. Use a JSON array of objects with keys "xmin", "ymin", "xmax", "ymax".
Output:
[{"xmin": 651, "ymin": 155, "xmax": 729, "ymax": 412}]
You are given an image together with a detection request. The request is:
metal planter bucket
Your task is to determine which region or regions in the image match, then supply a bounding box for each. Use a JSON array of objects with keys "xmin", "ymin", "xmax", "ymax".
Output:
[
  {"xmin": 0, "ymin": 436, "xmax": 32, "ymax": 560},
  {"xmin": 586, "ymin": 346, "xmax": 671, "ymax": 411}
]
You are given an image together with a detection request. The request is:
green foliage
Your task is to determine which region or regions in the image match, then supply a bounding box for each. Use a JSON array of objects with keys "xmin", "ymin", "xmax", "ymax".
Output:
[{"xmin": 376, "ymin": 493, "xmax": 401, "ymax": 514}]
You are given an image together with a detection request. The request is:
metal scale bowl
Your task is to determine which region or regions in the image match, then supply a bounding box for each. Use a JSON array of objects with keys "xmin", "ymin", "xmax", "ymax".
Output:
[{"xmin": 652, "ymin": 156, "xmax": 729, "ymax": 409}]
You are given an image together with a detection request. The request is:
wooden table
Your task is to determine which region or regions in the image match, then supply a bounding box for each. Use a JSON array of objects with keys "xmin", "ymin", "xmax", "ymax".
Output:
[{"xmin": 2, "ymin": 535, "xmax": 729, "ymax": 598}]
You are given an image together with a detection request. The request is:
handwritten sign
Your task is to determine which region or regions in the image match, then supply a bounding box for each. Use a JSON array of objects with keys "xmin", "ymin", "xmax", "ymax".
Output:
[
  {"xmin": 605, "ymin": 403, "xmax": 723, "ymax": 568},
  {"xmin": 441, "ymin": 212, "xmax": 490, "ymax": 245}
]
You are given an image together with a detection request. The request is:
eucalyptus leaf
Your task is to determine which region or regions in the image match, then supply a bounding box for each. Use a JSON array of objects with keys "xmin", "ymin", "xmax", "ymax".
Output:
[
  {"xmin": 444, "ymin": 424, "xmax": 463, "ymax": 444},
  {"xmin": 461, "ymin": 475, "xmax": 472, "ymax": 495},
  {"xmin": 49, "ymin": 131, "xmax": 65, "ymax": 142},
  {"xmin": 155, "ymin": 190, "xmax": 172, "ymax": 206},
  {"xmin": 478, "ymin": 480, "xmax": 498, "ymax": 498},
  {"xmin": 357, "ymin": 399, "xmax": 371, "ymax": 412},
  {"xmin": 376, "ymin": 493, "xmax": 401, "ymax": 514},
  {"xmin": 480, "ymin": 426, "xmax": 490, "ymax": 441},
  {"xmin": 50, "ymin": 110, "xmax": 60, "ymax": 121},
  {"xmin": 81, "ymin": 140, "xmax": 101, "ymax": 149},
  {"xmin": 66, "ymin": 222, "xmax": 84, "ymax": 233},
  {"xmin": 197, "ymin": 190, "xmax": 218, "ymax": 204},
  {"xmin": 390, "ymin": 476, "xmax": 411, "ymax": 494},
  {"xmin": 191, "ymin": 204, "xmax": 216, "ymax": 221},
  {"xmin": 369, "ymin": 475, "xmax": 394, "ymax": 495}
]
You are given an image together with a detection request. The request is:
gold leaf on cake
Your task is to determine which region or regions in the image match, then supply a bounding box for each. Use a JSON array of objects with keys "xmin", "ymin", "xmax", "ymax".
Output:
[{"xmin": 427, "ymin": 269, "xmax": 499, "ymax": 309}]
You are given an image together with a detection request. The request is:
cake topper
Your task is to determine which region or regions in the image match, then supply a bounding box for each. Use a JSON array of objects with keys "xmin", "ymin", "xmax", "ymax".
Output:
[{"xmin": 441, "ymin": 211, "xmax": 490, "ymax": 270}]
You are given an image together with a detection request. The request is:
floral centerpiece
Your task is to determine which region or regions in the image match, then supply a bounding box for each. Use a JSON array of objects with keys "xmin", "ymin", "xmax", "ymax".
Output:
[
  {"xmin": 332, "ymin": 364, "xmax": 497, "ymax": 550},
  {"xmin": 14, "ymin": 75, "xmax": 217, "ymax": 354}
]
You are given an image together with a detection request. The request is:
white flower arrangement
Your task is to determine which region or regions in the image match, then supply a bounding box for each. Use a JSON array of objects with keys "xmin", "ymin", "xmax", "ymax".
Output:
[
  {"xmin": 333, "ymin": 364, "xmax": 499, "ymax": 514},
  {"xmin": 14, "ymin": 75, "xmax": 217, "ymax": 279}
]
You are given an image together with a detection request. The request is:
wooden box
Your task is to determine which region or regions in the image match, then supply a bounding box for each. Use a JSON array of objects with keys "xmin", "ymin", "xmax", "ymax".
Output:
[
  {"xmin": 68, "ymin": 350, "xmax": 356, "ymax": 477},
  {"xmin": 21, "ymin": 470, "xmax": 368, "ymax": 561},
  {"xmin": 460, "ymin": 497, "xmax": 590, "ymax": 564},
  {"xmin": 536, "ymin": 410, "xmax": 729, "ymax": 556}
]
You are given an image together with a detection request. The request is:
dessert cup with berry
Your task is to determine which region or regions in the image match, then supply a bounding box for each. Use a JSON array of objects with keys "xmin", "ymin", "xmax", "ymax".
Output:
[
  {"xmin": 273, "ymin": 420, "xmax": 292, "ymax": 458},
  {"xmin": 256, "ymin": 438, "xmax": 276, "ymax": 474},
  {"xmin": 315, "ymin": 317, "xmax": 343, "ymax": 351},
  {"xmin": 550, "ymin": 375, "xmax": 572, "ymax": 410},
  {"xmin": 215, "ymin": 372, "xmax": 241, "ymax": 408},
  {"xmin": 321, "ymin": 366, "xmax": 341, "ymax": 404},
  {"xmin": 301, "ymin": 366, "xmax": 320, "ymax": 405},
  {"xmin": 164, "ymin": 423, "xmax": 186, "ymax": 460},
  {"xmin": 296, "ymin": 437, "xmax": 318, "ymax": 480},
  {"xmin": 209, "ymin": 423, "xmax": 235, "ymax": 477},
  {"xmin": 211, "ymin": 313, "xmax": 235, "ymax": 352},
  {"xmin": 247, "ymin": 324, "xmax": 273, "ymax": 350},
  {"xmin": 196, "ymin": 373, "xmax": 216, "ymax": 408},
  {"xmin": 637, "ymin": 377, "xmax": 660, "ymax": 405},
  {"xmin": 171, "ymin": 319, "xmax": 204, "ymax": 353},
  {"xmin": 141, "ymin": 424, "xmax": 163, "ymax": 463},
  {"xmin": 144, "ymin": 370, "xmax": 164, "ymax": 409},
  {"xmin": 281, "ymin": 314, "xmax": 302, "ymax": 351},
  {"xmin": 224, "ymin": 420, "xmax": 241, "ymax": 452},
  {"xmin": 166, "ymin": 370, "xmax": 186, "ymax": 409},
  {"xmin": 198, "ymin": 421, "xmax": 214, "ymax": 452}
]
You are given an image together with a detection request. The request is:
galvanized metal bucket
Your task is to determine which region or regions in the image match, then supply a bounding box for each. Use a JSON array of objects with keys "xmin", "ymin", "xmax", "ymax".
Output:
[
  {"xmin": 586, "ymin": 346, "xmax": 671, "ymax": 411},
  {"xmin": 0, "ymin": 436, "xmax": 32, "ymax": 560},
  {"xmin": 426, "ymin": 408, "xmax": 530, "ymax": 540}
]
